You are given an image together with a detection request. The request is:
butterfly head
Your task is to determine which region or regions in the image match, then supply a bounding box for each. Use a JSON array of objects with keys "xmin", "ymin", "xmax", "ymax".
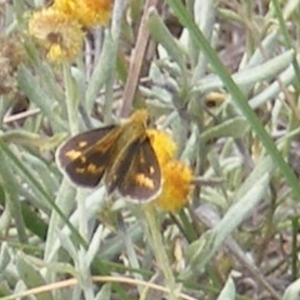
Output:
[{"xmin": 129, "ymin": 109, "xmax": 150, "ymax": 127}]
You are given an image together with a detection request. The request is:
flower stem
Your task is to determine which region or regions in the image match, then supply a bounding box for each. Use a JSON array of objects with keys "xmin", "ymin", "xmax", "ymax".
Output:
[{"xmin": 143, "ymin": 203, "xmax": 181, "ymax": 300}]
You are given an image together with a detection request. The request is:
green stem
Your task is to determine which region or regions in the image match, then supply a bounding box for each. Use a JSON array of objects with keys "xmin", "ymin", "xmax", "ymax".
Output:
[{"xmin": 143, "ymin": 203, "xmax": 180, "ymax": 300}]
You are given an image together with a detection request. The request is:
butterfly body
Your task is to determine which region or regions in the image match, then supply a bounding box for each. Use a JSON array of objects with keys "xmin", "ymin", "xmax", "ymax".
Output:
[{"xmin": 56, "ymin": 110, "xmax": 162, "ymax": 201}]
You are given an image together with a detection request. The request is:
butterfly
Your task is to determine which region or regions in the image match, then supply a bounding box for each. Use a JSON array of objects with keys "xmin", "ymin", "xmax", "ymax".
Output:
[{"xmin": 56, "ymin": 109, "xmax": 162, "ymax": 201}]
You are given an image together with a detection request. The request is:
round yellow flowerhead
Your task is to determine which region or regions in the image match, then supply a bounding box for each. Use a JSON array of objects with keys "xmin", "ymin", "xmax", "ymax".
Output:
[
  {"xmin": 52, "ymin": 0, "xmax": 113, "ymax": 28},
  {"xmin": 147, "ymin": 129, "xmax": 193, "ymax": 213},
  {"xmin": 154, "ymin": 160, "xmax": 193, "ymax": 213},
  {"xmin": 28, "ymin": 8, "xmax": 84, "ymax": 63},
  {"xmin": 147, "ymin": 129, "xmax": 177, "ymax": 166}
]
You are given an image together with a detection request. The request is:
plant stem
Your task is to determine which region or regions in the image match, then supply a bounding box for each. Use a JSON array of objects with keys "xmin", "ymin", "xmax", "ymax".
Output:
[{"xmin": 143, "ymin": 203, "xmax": 180, "ymax": 300}]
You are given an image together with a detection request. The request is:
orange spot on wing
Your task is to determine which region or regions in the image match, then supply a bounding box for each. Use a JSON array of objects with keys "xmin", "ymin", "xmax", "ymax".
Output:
[
  {"xmin": 78, "ymin": 141, "xmax": 88, "ymax": 148},
  {"xmin": 135, "ymin": 173, "xmax": 154, "ymax": 189},
  {"xmin": 66, "ymin": 149, "xmax": 82, "ymax": 160},
  {"xmin": 87, "ymin": 163, "xmax": 103, "ymax": 174}
]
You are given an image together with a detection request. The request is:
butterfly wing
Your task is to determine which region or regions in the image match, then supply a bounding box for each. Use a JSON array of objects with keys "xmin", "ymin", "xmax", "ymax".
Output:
[
  {"xmin": 106, "ymin": 136, "xmax": 161, "ymax": 201},
  {"xmin": 56, "ymin": 126, "xmax": 120, "ymax": 187}
]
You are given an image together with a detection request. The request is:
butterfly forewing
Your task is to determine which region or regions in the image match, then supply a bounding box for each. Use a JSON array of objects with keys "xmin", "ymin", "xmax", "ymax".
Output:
[
  {"xmin": 57, "ymin": 125, "xmax": 121, "ymax": 187},
  {"xmin": 106, "ymin": 136, "xmax": 161, "ymax": 201}
]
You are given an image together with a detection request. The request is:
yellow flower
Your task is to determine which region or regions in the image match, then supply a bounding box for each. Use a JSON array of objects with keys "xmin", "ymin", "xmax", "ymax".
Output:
[
  {"xmin": 52, "ymin": 0, "xmax": 113, "ymax": 27},
  {"xmin": 28, "ymin": 8, "xmax": 84, "ymax": 63},
  {"xmin": 147, "ymin": 129, "xmax": 193, "ymax": 213},
  {"xmin": 147, "ymin": 129, "xmax": 177, "ymax": 166},
  {"xmin": 154, "ymin": 160, "xmax": 193, "ymax": 213}
]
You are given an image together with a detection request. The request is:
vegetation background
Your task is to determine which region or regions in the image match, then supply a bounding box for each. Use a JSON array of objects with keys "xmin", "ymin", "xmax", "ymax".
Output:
[{"xmin": 0, "ymin": 0, "xmax": 300, "ymax": 299}]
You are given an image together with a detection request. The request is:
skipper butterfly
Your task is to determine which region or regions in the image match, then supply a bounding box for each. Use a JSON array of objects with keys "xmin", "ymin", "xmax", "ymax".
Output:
[{"xmin": 56, "ymin": 109, "xmax": 162, "ymax": 201}]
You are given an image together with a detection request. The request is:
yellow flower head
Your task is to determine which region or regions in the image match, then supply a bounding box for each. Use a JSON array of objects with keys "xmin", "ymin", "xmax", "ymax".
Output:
[
  {"xmin": 154, "ymin": 160, "xmax": 193, "ymax": 213},
  {"xmin": 147, "ymin": 129, "xmax": 177, "ymax": 166},
  {"xmin": 147, "ymin": 129, "xmax": 193, "ymax": 213},
  {"xmin": 52, "ymin": 0, "xmax": 113, "ymax": 28},
  {"xmin": 28, "ymin": 8, "xmax": 84, "ymax": 63}
]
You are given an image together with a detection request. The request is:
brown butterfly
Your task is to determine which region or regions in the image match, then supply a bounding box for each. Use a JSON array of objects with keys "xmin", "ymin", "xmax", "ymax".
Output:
[{"xmin": 56, "ymin": 109, "xmax": 162, "ymax": 201}]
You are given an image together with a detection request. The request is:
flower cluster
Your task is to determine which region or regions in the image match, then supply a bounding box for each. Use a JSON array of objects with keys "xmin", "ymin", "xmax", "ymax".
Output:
[
  {"xmin": 28, "ymin": 0, "xmax": 113, "ymax": 63},
  {"xmin": 52, "ymin": 0, "xmax": 113, "ymax": 28},
  {"xmin": 147, "ymin": 130, "xmax": 193, "ymax": 213}
]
